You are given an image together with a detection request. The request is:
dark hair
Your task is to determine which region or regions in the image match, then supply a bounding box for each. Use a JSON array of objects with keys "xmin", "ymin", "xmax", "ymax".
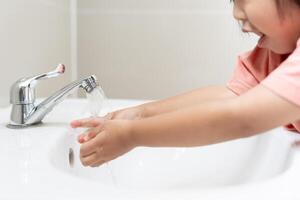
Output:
[
  {"xmin": 231, "ymin": 0, "xmax": 300, "ymax": 7},
  {"xmin": 274, "ymin": 0, "xmax": 300, "ymax": 18},
  {"xmin": 231, "ymin": 0, "xmax": 300, "ymax": 17},
  {"xmin": 275, "ymin": 0, "xmax": 300, "ymax": 8}
]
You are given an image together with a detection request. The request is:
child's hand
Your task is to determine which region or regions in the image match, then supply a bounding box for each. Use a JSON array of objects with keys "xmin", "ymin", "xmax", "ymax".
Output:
[
  {"xmin": 71, "ymin": 117, "xmax": 106, "ymax": 143},
  {"xmin": 78, "ymin": 120, "xmax": 135, "ymax": 167},
  {"xmin": 70, "ymin": 106, "xmax": 145, "ymax": 143},
  {"xmin": 108, "ymin": 106, "xmax": 145, "ymax": 121}
]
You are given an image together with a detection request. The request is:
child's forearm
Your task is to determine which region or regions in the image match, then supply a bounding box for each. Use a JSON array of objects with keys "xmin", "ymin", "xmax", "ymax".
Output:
[
  {"xmin": 131, "ymin": 99, "xmax": 250, "ymax": 148},
  {"xmin": 139, "ymin": 85, "xmax": 236, "ymax": 118}
]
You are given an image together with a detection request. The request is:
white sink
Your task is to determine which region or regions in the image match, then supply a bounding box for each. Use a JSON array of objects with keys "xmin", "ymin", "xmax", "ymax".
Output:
[
  {"xmin": 51, "ymin": 126, "xmax": 294, "ymax": 190},
  {"xmin": 1, "ymin": 99, "xmax": 300, "ymax": 200}
]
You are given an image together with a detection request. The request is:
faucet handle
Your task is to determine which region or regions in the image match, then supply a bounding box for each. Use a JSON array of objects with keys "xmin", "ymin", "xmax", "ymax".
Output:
[
  {"xmin": 25, "ymin": 64, "xmax": 65, "ymax": 84},
  {"xmin": 10, "ymin": 64, "xmax": 66, "ymax": 104}
]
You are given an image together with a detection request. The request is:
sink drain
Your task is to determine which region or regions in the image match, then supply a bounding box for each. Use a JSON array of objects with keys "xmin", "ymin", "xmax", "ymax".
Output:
[{"xmin": 69, "ymin": 148, "xmax": 74, "ymax": 168}]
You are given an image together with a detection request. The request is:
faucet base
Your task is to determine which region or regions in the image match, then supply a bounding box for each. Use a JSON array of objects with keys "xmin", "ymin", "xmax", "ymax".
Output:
[{"xmin": 6, "ymin": 122, "xmax": 43, "ymax": 129}]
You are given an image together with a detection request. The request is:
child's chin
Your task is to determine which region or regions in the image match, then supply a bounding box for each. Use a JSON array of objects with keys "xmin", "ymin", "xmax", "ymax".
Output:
[
  {"xmin": 258, "ymin": 40, "xmax": 294, "ymax": 54},
  {"xmin": 273, "ymin": 42, "xmax": 296, "ymax": 54},
  {"xmin": 268, "ymin": 45, "xmax": 294, "ymax": 55}
]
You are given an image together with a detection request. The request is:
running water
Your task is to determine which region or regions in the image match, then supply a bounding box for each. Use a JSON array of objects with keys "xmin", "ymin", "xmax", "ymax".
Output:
[
  {"xmin": 85, "ymin": 86, "xmax": 118, "ymax": 187},
  {"xmin": 86, "ymin": 86, "xmax": 110, "ymax": 118}
]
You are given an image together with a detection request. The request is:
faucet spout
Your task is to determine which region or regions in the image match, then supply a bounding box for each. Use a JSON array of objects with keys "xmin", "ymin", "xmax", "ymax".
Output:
[
  {"xmin": 8, "ymin": 65, "xmax": 98, "ymax": 128},
  {"xmin": 26, "ymin": 75, "xmax": 98, "ymax": 125}
]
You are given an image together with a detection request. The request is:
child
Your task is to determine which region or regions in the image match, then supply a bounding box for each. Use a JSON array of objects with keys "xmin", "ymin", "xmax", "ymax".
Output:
[{"xmin": 71, "ymin": 0, "xmax": 300, "ymax": 167}]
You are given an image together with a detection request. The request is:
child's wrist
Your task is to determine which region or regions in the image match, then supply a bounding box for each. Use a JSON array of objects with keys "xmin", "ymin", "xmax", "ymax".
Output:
[{"xmin": 127, "ymin": 120, "xmax": 141, "ymax": 148}]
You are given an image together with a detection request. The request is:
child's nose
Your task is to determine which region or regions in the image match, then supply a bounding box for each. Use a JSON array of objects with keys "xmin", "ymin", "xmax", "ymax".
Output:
[{"xmin": 241, "ymin": 21, "xmax": 253, "ymax": 33}]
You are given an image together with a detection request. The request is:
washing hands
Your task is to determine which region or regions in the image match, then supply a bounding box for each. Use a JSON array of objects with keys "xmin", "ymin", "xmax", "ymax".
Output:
[
  {"xmin": 69, "ymin": 86, "xmax": 274, "ymax": 168},
  {"xmin": 70, "ymin": 106, "xmax": 144, "ymax": 167}
]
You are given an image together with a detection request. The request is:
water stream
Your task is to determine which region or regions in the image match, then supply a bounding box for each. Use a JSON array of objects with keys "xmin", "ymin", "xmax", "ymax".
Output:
[
  {"xmin": 86, "ymin": 86, "xmax": 110, "ymax": 118},
  {"xmin": 86, "ymin": 86, "xmax": 118, "ymax": 187}
]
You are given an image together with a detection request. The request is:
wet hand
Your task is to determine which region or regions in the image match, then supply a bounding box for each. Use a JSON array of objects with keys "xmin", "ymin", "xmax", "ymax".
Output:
[
  {"xmin": 71, "ymin": 117, "xmax": 107, "ymax": 143},
  {"xmin": 70, "ymin": 106, "xmax": 144, "ymax": 143},
  {"xmin": 77, "ymin": 120, "xmax": 135, "ymax": 167},
  {"xmin": 108, "ymin": 106, "xmax": 145, "ymax": 121}
]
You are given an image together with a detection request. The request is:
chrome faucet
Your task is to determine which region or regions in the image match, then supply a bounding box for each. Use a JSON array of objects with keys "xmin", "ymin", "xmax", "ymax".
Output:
[{"xmin": 8, "ymin": 64, "xmax": 98, "ymax": 128}]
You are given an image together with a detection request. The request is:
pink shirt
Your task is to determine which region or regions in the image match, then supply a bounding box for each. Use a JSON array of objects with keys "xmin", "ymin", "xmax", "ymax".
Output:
[{"xmin": 227, "ymin": 38, "xmax": 300, "ymax": 132}]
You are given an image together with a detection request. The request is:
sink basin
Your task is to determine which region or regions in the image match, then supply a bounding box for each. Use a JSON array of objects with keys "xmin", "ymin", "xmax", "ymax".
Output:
[
  {"xmin": 51, "ymin": 126, "xmax": 294, "ymax": 191},
  {"xmin": 1, "ymin": 99, "xmax": 300, "ymax": 200}
]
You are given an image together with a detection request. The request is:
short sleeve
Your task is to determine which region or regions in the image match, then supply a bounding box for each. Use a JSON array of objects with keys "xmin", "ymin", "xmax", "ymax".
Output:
[
  {"xmin": 261, "ymin": 40, "xmax": 300, "ymax": 107},
  {"xmin": 226, "ymin": 53, "xmax": 259, "ymax": 95},
  {"xmin": 227, "ymin": 46, "xmax": 283, "ymax": 95}
]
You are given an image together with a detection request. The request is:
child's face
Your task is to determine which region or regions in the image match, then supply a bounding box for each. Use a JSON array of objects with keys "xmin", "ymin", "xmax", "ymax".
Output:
[{"xmin": 233, "ymin": 0, "xmax": 300, "ymax": 54}]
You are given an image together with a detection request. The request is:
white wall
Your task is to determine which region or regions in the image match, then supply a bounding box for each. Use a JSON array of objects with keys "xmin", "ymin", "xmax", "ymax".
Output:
[
  {"xmin": 0, "ymin": 0, "xmax": 71, "ymax": 107},
  {"xmin": 0, "ymin": 0, "xmax": 259, "ymax": 108},
  {"xmin": 77, "ymin": 0, "xmax": 257, "ymax": 100}
]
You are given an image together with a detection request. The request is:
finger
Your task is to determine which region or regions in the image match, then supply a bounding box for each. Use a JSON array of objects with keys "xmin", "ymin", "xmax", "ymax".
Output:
[
  {"xmin": 80, "ymin": 143, "xmax": 97, "ymax": 157},
  {"xmin": 71, "ymin": 117, "xmax": 103, "ymax": 128},
  {"xmin": 77, "ymin": 134, "xmax": 85, "ymax": 143},
  {"xmin": 81, "ymin": 153, "xmax": 98, "ymax": 167},
  {"xmin": 90, "ymin": 160, "xmax": 106, "ymax": 168},
  {"xmin": 293, "ymin": 140, "xmax": 300, "ymax": 146},
  {"xmin": 105, "ymin": 112, "xmax": 114, "ymax": 120},
  {"xmin": 83, "ymin": 125, "xmax": 105, "ymax": 142},
  {"xmin": 85, "ymin": 130, "xmax": 98, "ymax": 141},
  {"xmin": 80, "ymin": 135, "xmax": 104, "ymax": 157},
  {"xmin": 77, "ymin": 124, "xmax": 105, "ymax": 143},
  {"xmin": 70, "ymin": 117, "xmax": 105, "ymax": 128}
]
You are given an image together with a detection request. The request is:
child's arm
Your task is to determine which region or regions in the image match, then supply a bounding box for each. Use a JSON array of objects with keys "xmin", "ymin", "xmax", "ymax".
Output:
[
  {"xmin": 71, "ymin": 85, "xmax": 236, "ymax": 130},
  {"xmin": 79, "ymin": 84, "xmax": 300, "ymax": 167},
  {"xmin": 139, "ymin": 85, "xmax": 237, "ymax": 117},
  {"xmin": 131, "ymin": 84, "xmax": 300, "ymax": 147}
]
